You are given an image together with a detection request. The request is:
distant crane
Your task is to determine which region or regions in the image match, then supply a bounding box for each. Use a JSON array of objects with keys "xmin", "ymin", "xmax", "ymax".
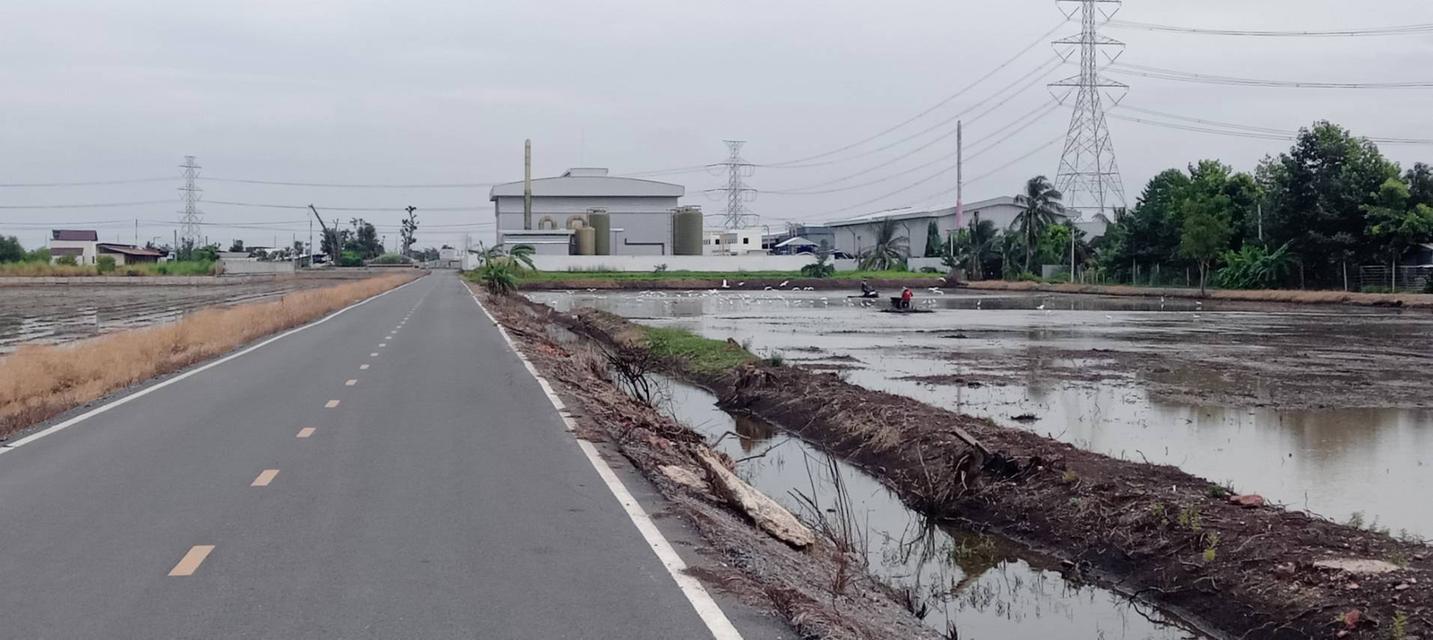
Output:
[{"xmin": 308, "ymin": 204, "xmax": 339, "ymax": 265}]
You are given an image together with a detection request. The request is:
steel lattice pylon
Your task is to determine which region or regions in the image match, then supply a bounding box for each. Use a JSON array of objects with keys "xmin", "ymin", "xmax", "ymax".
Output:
[
  {"xmin": 178, "ymin": 155, "xmax": 203, "ymax": 247},
  {"xmin": 1050, "ymin": 0, "xmax": 1127, "ymax": 220},
  {"xmin": 707, "ymin": 141, "xmax": 758, "ymax": 229}
]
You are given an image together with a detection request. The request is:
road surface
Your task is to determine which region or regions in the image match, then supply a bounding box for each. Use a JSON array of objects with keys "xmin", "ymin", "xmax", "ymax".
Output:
[{"xmin": 0, "ymin": 273, "xmax": 783, "ymax": 639}]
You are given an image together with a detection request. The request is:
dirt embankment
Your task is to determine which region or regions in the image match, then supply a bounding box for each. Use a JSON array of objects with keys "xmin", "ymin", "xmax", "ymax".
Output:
[
  {"xmin": 559, "ymin": 306, "xmax": 1433, "ymax": 640},
  {"xmin": 521, "ymin": 276, "xmax": 939, "ymax": 291},
  {"xmin": 968, "ymin": 280, "xmax": 1433, "ymax": 309},
  {"xmin": 480, "ymin": 293, "xmax": 942, "ymax": 640}
]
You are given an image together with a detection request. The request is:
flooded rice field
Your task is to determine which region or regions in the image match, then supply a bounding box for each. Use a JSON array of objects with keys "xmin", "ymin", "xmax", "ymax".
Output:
[
  {"xmin": 530, "ymin": 289, "xmax": 1433, "ymax": 539},
  {"xmin": 0, "ymin": 280, "xmax": 334, "ymax": 354},
  {"xmin": 658, "ymin": 376, "xmax": 1203, "ymax": 639}
]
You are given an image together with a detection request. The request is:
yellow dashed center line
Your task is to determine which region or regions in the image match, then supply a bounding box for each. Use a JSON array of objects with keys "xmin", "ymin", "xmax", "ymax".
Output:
[
  {"xmin": 345, "ymin": 379, "xmax": 357, "ymax": 386},
  {"xmin": 325, "ymin": 400, "xmax": 340, "ymax": 408},
  {"xmin": 296, "ymin": 427, "xmax": 315, "ymax": 438},
  {"xmin": 251, "ymin": 469, "xmax": 280, "ymax": 487},
  {"xmin": 168, "ymin": 545, "xmax": 215, "ymax": 577}
]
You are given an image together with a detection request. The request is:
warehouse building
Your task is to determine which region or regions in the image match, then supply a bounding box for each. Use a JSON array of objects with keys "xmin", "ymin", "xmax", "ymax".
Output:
[
  {"xmin": 489, "ymin": 168, "xmax": 686, "ymax": 256},
  {"xmin": 826, "ymin": 196, "xmax": 1094, "ymax": 258}
]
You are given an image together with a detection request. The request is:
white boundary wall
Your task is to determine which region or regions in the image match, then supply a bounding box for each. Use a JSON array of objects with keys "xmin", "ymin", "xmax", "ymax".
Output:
[{"xmin": 530, "ymin": 254, "xmax": 854, "ymax": 273}]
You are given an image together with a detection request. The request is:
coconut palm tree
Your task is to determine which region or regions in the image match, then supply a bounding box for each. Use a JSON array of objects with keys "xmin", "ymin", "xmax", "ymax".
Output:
[
  {"xmin": 859, "ymin": 218, "xmax": 910, "ymax": 271},
  {"xmin": 1012, "ymin": 176, "xmax": 1064, "ymax": 275}
]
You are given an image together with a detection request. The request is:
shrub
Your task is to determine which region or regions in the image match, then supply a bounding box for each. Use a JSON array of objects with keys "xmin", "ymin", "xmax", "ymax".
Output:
[
  {"xmin": 369, "ymin": 253, "xmax": 407, "ymax": 265},
  {"xmin": 56, "ymin": 256, "xmax": 78, "ymax": 266},
  {"xmin": 919, "ymin": 266, "xmax": 940, "ymax": 274},
  {"xmin": 96, "ymin": 256, "xmax": 117, "ymax": 274},
  {"xmin": 479, "ymin": 262, "xmax": 517, "ymax": 295},
  {"xmin": 799, "ymin": 251, "xmax": 836, "ymax": 278}
]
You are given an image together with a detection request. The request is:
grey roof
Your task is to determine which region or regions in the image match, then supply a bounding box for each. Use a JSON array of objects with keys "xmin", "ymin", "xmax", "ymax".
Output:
[
  {"xmin": 825, "ymin": 196, "xmax": 1020, "ymax": 227},
  {"xmin": 490, "ymin": 168, "xmax": 684, "ymax": 200},
  {"xmin": 52, "ymin": 229, "xmax": 98, "ymax": 241}
]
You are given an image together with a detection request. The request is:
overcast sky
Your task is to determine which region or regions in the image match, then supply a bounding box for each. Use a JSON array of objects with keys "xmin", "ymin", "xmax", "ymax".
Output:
[{"xmin": 2, "ymin": 0, "xmax": 1430, "ymax": 250}]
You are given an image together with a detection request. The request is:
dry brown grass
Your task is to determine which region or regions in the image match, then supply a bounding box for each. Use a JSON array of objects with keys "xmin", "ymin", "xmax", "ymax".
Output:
[
  {"xmin": 968, "ymin": 280, "xmax": 1433, "ymax": 308},
  {"xmin": 0, "ymin": 273, "xmax": 418, "ymax": 438}
]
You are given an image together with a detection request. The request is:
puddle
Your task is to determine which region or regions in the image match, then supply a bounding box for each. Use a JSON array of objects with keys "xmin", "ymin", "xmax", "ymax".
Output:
[
  {"xmin": 658, "ymin": 376, "xmax": 1202, "ymax": 639},
  {"xmin": 531, "ymin": 289, "xmax": 1433, "ymax": 539}
]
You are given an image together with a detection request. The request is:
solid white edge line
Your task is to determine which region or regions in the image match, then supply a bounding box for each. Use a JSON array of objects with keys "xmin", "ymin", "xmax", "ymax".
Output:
[
  {"xmin": 0, "ymin": 276, "xmax": 426, "ymax": 454},
  {"xmin": 465, "ymin": 284, "xmax": 742, "ymax": 640}
]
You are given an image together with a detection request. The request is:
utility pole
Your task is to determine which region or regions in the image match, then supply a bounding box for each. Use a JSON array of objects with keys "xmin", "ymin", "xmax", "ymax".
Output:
[
  {"xmin": 707, "ymin": 140, "xmax": 758, "ymax": 229},
  {"xmin": 523, "ymin": 139, "xmax": 533, "ymax": 231},
  {"xmin": 308, "ymin": 217, "xmax": 313, "ymax": 268},
  {"xmin": 1050, "ymin": 0, "xmax": 1127, "ymax": 221},
  {"xmin": 179, "ymin": 155, "xmax": 203, "ymax": 249},
  {"xmin": 134, "ymin": 219, "xmax": 139, "ymax": 246},
  {"xmin": 1257, "ymin": 202, "xmax": 1264, "ymax": 243},
  {"xmin": 956, "ymin": 121, "xmax": 964, "ymax": 228}
]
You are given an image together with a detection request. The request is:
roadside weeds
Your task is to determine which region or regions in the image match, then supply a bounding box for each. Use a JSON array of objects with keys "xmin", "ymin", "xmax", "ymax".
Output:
[
  {"xmin": 0, "ymin": 273, "xmax": 419, "ymax": 439},
  {"xmin": 478, "ymin": 288, "xmax": 943, "ymax": 640}
]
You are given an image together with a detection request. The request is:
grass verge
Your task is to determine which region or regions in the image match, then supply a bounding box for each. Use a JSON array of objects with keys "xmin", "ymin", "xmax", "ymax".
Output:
[
  {"xmin": 516, "ymin": 269, "xmax": 939, "ymax": 284},
  {"xmin": 640, "ymin": 326, "xmax": 756, "ymax": 375},
  {"xmin": 0, "ymin": 273, "xmax": 418, "ymax": 438},
  {"xmin": 0, "ymin": 260, "xmax": 219, "ymax": 277}
]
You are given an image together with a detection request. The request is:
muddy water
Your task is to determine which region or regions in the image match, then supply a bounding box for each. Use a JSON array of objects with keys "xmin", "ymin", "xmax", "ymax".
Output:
[
  {"xmin": 656, "ymin": 377, "xmax": 1201, "ymax": 639},
  {"xmin": 530, "ymin": 289, "xmax": 1433, "ymax": 538},
  {"xmin": 0, "ymin": 282, "xmax": 331, "ymax": 354}
]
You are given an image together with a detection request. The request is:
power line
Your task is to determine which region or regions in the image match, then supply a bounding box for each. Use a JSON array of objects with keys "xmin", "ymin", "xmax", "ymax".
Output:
[
  {"xmin": 1108, "ymin": 62, "xmax": 1433, "ymax": 89},
  {"xmin": 0, "ymin": 199, "xmax": 173, "ymax": 209},
  {"xmin": 761, "ymin": 56, "xmax": 1063, "ymax": 171},
  {"xmin": 204, "ymin": 200, "xmax": 487, "ymax": 212},
  {"xmin": 0, "ymin": 177, "xmax": 172, "ymax": 188},
  {"xmin": 757, "ymin": 20, "xmax": 1070, "ymax": 168},
  {"xmin": 766, "ymin": 100, "xmax": 1059, "ymax": 195},
  {"xmin": 1115, "ymin": 105, "xmax": 1433, "ymax": 145},
  {"xmin": 1107, "ymin": 19, "xmax": 1433, "ymax": 38},
  {"xmin": 202, "ymin": 177, "xmax": 498, "ymax": 189}
]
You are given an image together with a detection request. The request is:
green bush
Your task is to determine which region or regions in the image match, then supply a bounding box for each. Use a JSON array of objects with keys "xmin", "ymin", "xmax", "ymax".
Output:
[
  {"xmin": 799, "ymin": 251, "xmax": 836, "ymax": 278},
  {"xmin": 56, "ymin": 256, "xmax": 79, "ymax": 266},
  {"xmin": 338, "ymin": 251, "xmax": 364, "ymax": 267},
  {"xmin": 369, "ymin": 253, "xmax": 407, "ymax": 265},
  {"xmin": 479, "ymin": 263, "xmax": 517, "ymax": 295},
  {"xmin": 96, "ymin": 256, "xmax": 117, "ymax": 274}
]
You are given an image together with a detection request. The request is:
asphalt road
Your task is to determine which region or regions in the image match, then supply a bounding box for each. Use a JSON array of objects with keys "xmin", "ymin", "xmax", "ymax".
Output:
[{"xmin": 0, "ymin": 273, "xmax": 782, "ymax": 639}]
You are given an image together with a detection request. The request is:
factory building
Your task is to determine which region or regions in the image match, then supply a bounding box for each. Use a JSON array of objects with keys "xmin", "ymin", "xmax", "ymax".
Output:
[{"xmin": 489, "ymin": 168, "xmax": 688, "ymax": 256}]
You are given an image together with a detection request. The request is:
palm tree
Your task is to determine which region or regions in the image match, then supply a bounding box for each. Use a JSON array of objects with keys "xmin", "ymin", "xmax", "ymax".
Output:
[
  {"xmin": 965, "ymin": 214, "xmax": 998, "ymax": 280},
  {"xmin": 1012, "ymin": 176, "xmax": 1064, "ymax": 275},
  {"xmin": 859, "ymin": 218, "xmax": 910, "ymax": 271},
  {"xmin": 473, "ymin": 242, "xmax": 536, "ymax": 272}
]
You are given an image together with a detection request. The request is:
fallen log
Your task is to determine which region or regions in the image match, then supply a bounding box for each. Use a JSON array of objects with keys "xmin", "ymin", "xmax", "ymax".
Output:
[{"xmin": 694, "ymin": 447, "xmax": 815, "ymax": 550}]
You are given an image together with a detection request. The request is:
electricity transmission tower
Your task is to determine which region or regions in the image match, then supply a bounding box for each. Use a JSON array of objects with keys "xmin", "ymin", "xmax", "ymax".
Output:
[
  {"xmin": 707, "ymin": 140, "xmax": 758, "ymax": 229},
  {"xmin": 178, "ymin": 155, "xmax": 203, "ymax": 247},
  {"xmin": 1050, "ymin": 0, "xmax": 1127, "ymax": 220}
]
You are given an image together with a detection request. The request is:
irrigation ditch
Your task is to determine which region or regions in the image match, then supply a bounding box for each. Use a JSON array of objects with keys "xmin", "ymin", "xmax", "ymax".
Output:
[{"xmin": 489, "ymin": 291, "xmax": 1433, "ymax": 640}]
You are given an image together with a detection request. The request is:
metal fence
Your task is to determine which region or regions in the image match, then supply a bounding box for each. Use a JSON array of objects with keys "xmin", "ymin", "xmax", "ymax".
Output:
[{"xmin": 1358, "ymin": 265, "xmax": 1433, "ymax": 292}]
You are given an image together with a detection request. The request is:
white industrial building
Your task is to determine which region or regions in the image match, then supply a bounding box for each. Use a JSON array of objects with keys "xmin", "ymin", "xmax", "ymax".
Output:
[
  {"xmin": 826, "ymin": 196, "xmax": 1109, "ymax": 259},
  {"xmin": 702, "ymin": 228, "xmax": 765, "ymax": 256},
  {"xmin": 490, "ymin": 168, "xmax": 686, "ymax": 256}
]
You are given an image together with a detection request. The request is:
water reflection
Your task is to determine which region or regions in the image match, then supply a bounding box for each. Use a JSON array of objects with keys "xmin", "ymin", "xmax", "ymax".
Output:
[
  {"xmin": 658, "ymin": 378, "xmax": 1199, "ymax": 639},
  {"xmin": 533, "ymin": 289, "xmax": 1433, "ymax": 538}
]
